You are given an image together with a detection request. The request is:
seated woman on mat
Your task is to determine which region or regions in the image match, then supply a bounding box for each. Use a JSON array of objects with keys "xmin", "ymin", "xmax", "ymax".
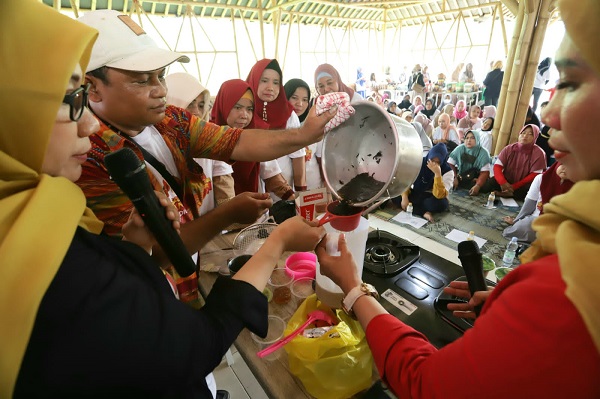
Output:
[
  {"xmin": 502, "ymin": 162, "xmax": 574, "ymax": 243},
  {"xmin": 391, "ymin": 143, "xmax": 454, "ymax": 223},
  {"xmin": 448, "ymin": 130, "xmax": 492, "ymax": 196},
  {"xmin": 432, "ymin": 113, "xmax": 460, "ymax": 151},
  {"xmin": 479, "ymin": 124, "xmax": 547, "ymax": 200}
]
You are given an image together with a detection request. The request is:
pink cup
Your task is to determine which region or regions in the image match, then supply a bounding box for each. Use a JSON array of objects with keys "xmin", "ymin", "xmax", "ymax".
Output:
[{"xmin": 285, "ymin": 252, "xmax": 317, "ymax": 280}]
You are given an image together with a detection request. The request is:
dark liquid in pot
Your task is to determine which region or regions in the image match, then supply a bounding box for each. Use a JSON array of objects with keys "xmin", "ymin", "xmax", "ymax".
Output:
[{"xmin": 337, "ymin": 172, "xmax": 385, "ymax": 204}]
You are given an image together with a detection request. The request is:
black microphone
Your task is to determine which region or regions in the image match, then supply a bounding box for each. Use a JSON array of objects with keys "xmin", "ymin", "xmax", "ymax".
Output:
[
  {"xmin": 457, "ymin": 240, "xmax": 487, "ymax": 316},
  {"xmin": 104, "ymin": 147, "xmax": 196, "ymax": 277}
]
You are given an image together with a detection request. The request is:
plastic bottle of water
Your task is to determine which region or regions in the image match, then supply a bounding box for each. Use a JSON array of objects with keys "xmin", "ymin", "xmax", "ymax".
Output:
[
  {"xmin": 467, "ymin": 231, "xmax": 475, "ymax": 241},
  {"xmin": 406, "ymin": 202, "xmax": 413, "ymax": 218},
  {"xmin": 502, "ymin": 237, "xmax": 519, "ymax": 267},
  {"xmin": 486, "ymin": 192, "xmax": 495, "ymax": 208}
]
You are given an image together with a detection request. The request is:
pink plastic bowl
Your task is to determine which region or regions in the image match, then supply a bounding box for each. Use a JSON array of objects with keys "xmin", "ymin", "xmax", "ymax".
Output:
[{"xmin": 285, "ymin": 252, "xmax": 317, "ymax": 280}]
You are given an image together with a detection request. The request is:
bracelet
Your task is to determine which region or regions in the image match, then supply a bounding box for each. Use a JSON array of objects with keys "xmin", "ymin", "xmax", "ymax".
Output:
[{"xmin": 281, "ymin": 189, "xmax": 295, "ymax": 200}]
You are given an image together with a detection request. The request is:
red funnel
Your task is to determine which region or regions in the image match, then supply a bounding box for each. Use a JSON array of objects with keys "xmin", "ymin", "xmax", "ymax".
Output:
[{"xmin": 317, "ymin": 201, "xmax": 364, "ymax": 232}]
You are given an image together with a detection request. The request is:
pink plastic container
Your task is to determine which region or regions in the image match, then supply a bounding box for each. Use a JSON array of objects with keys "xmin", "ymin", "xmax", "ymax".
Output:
[{"xmin": 285, "ymin": 252, "xmax": 317, "ymax": 280}]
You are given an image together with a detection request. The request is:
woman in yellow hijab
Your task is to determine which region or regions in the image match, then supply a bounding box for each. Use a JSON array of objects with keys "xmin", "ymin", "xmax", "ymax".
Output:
[
  {"xmin": 315, "ymin": 0, "xmax": 600, "ymax": 397},
  {"xmin": 0, "ymin": 1, "xmax": 326, "ymax": 397}
]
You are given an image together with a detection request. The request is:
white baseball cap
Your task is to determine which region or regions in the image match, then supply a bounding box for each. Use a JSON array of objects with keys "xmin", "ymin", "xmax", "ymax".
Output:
[{"xmin": 78, "ymin": 10, "xmax": 189, "ymax": 72}]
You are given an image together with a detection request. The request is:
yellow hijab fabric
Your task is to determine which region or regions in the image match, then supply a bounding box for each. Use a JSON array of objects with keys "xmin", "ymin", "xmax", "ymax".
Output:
[
  {"xmin": 521, "ymin": 182, "xmax": 600, "ymax": 354},
  {"xmin": 0, "ymin": 1, "xmax": 102, "ymax": 396}
]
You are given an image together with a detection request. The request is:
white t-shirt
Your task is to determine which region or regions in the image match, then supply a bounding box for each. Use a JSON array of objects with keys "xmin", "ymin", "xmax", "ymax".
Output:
[
  {"xmin": 477, "ymin": 130, "xmax": 493, "ymax": 154},
  {"xmin": 275, "ymin": 112, "xmax": 305, "ymax": 193},
  {"xmin": 260, "ymin": 159, "xmax": 282, "ymax": 194},
  {"xmin": 525, "ymin": 173, "xmax": 543, "ymax": 217},
  {"xmin": 306, "ymin": 141, "xmax": 324, "ymax": 190}
]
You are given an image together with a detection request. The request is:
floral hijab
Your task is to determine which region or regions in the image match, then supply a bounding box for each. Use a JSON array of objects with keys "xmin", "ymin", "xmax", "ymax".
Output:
[{"xmin": 0, "ymin": 1, "xmax": 102, "ymax": 396}]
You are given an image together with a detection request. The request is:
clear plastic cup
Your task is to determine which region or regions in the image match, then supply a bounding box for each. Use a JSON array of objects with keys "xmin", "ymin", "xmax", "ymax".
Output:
[
  {"xmin": 268, "ymin": 267, "xmax": 293, "ymax": 305},
  {"xmin": 291, "ymin": 278, "xmax": 316, "ymax": 307},
  {"xmin": 251, "ymin": 315, "xmax": 286, "ymax": 361}
]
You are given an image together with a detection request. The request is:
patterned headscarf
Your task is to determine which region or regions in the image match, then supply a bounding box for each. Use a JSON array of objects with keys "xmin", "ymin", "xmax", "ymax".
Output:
[{"xmin": 0, "ymin": 1, "xmax": 102, "ymax": 396}]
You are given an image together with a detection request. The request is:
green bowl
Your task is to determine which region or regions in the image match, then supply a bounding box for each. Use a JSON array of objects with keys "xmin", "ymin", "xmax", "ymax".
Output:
[
  {"xmin": 495, "ymin": 267, "xmax": 512, "ymax": 281},
  {"xmin": 482, "ymin": 255, "xmax": 496, "ymax": 272}
]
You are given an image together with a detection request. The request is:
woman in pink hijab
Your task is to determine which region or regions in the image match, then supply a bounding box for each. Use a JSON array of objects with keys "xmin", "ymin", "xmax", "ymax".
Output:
[
  {"xmin": 453, "ymin": 100, "xmax": 468, "ymax": 121},
  {"xmin": 479, "ymin": 124, "xmax": 547, "ymax": 200}
]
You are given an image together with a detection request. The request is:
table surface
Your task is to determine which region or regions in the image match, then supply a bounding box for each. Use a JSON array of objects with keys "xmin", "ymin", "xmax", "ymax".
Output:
[{"xmin": 197, "ymin": 231, "xmax": 380, "ymax": 399}]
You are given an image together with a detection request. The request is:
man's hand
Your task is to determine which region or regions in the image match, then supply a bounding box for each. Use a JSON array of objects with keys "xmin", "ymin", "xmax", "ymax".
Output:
[
  {"xmin": 224, "ymin": 192, "xmax": 273, "ymax": 225},
  {"xmin": 122, "ymin": 191, "xmax": 180, "ymax": 252},
  {"xmin": 300, "ymin": 104, "xmax": 337, "ymax": 145}
]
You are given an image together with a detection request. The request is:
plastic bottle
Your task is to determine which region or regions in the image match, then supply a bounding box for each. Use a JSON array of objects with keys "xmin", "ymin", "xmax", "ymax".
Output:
[
  {"xmin": 467, "ymin": 230, "xmax": 475, "ymax": 241},
  {"xmin": 486, "ymin": 192, "xmax": 495, "ymax": 208},
  {"xmin": 406, "ymin": 202, "xmax": 413, "ymax": 218},
  {"xmin": 502, "ymin": 237, "xmax": 519, "ymax": 267}
]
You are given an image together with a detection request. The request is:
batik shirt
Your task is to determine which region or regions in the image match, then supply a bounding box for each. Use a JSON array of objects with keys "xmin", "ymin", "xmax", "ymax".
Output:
[{"xmin": 78, "ymin": 106, "xmax": 242, "ymax": 237}]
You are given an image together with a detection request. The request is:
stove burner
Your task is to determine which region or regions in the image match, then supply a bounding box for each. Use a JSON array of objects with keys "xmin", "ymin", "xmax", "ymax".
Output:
[
  {"xmin": 366, "ymin": 245, "xmax": 398, "ymax": 264},
  {"xmin": 363, "ymin": 230, "xmax": 420, "ymax": 276}
]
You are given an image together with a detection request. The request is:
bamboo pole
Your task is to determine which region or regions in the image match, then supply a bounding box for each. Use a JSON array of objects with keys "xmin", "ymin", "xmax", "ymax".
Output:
[
  {"xmin": 492, "ymin": 0, "xmax": 524, "ymax": 154},
  {"xmin": 495, "ymin": 0, "xmax": 541, "ymax": 153},
  {"xmin": 510, "ymin": 0, "xmax": 553, "ymax": 144}
]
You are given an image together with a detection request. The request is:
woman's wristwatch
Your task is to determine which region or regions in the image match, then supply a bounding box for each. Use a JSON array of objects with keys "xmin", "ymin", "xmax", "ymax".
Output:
[{"xmin": 342, "ymin": 282, "xmax": 379, "ymax": 319}]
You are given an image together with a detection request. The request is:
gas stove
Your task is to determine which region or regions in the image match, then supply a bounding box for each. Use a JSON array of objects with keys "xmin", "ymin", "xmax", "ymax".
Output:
[{"xmin": 361, "ymin": 230, "xmax": 488, "ymax": 348}]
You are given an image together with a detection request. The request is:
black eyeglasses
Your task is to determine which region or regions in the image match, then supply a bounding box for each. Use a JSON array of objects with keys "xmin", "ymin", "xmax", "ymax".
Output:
[{"xmin": 62, "ymin": 83, "xmax": 90, "ymax": 122}]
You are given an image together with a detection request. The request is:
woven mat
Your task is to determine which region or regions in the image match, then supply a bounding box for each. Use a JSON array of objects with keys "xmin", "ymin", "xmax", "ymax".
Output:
[{"xmin": 372, "ymin": 189, "xmax": 521, "ymax": 265}]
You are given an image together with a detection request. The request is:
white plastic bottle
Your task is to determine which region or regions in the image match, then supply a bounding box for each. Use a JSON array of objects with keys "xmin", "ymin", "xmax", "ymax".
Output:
[
  {"xmin": 467, "ymin": 230, "xmax": 475, "ymax": 241},
  {"xmin": 502, "ymin": 237, "xmax": 519, "ymax": 267},
  {"xmin": 406, "ymin": 202, "xmax": 413, "ymax": 218}
]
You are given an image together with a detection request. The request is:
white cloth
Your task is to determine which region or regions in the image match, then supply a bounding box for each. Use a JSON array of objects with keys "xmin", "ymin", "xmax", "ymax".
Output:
[{"xmin": 314, "ymin": 92, "xmax": 356, "ymax": 133}]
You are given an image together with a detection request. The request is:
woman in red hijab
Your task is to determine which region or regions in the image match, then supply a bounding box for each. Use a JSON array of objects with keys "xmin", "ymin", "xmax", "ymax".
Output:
[
  {"xmin": 246, "ymin": 59, "xmax": 306, "ymax": 193},
  {"xmin": 211, "ymin": 79, "xmax": 295, "ymax": 200}
]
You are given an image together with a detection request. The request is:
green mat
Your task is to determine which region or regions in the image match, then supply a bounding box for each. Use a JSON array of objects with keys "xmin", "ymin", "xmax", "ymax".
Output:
[{"xmin": 372, "ymin": 189, "xmax": 521, "ymax": 265}]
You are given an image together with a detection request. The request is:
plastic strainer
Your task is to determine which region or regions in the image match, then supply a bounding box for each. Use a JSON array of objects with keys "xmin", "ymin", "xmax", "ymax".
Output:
[{"xmin": 233, "ymin": 223, "xmax": 278, "ymax": 257}]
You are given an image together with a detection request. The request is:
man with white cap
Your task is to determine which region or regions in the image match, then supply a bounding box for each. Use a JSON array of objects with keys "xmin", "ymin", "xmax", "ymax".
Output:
[
  {"xmin": 76, "ymin": 10, "xmax": 334, "ymax": 246},
  {"xmin": 76, "ymin": 11, "xmax": 333, "ymax": 399}
]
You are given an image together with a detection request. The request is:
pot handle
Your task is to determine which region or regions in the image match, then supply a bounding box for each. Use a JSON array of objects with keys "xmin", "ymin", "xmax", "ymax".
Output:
[{"xmin": 362, "ymin": 197, "xmax": 389, "ymax": 216}]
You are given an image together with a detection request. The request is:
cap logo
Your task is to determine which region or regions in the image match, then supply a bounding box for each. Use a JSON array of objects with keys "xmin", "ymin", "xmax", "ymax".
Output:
[{"xmin": 117, "ymin": 15, "xmax": 145, "ymax": 36}]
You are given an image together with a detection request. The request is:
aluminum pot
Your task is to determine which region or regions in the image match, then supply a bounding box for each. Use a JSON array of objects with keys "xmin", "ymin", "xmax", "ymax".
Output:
[{"xmin": 321, "ymin": 100, "xmax": 422, "ymax": 207}]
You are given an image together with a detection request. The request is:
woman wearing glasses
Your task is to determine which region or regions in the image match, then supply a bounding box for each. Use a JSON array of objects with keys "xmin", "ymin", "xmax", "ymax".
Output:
[{"xmin": 0, "ymin": 2, "xmax": 326, "ymax": 397}]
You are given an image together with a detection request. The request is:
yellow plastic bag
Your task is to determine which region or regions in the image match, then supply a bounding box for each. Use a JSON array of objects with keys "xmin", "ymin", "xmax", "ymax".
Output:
[{"xmin": 284, "ymin": 294, "xmax": 373, "ymax": 399}]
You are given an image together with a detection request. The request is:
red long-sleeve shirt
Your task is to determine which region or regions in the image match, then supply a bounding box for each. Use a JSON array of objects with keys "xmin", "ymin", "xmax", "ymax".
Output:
[
  {"xmin": 493, "ymin": 163, "xmax": 539, "ymax": 190},
  {"xmin": 366, "ymin": 255, "xmax": 600, "ymax": 399}
]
